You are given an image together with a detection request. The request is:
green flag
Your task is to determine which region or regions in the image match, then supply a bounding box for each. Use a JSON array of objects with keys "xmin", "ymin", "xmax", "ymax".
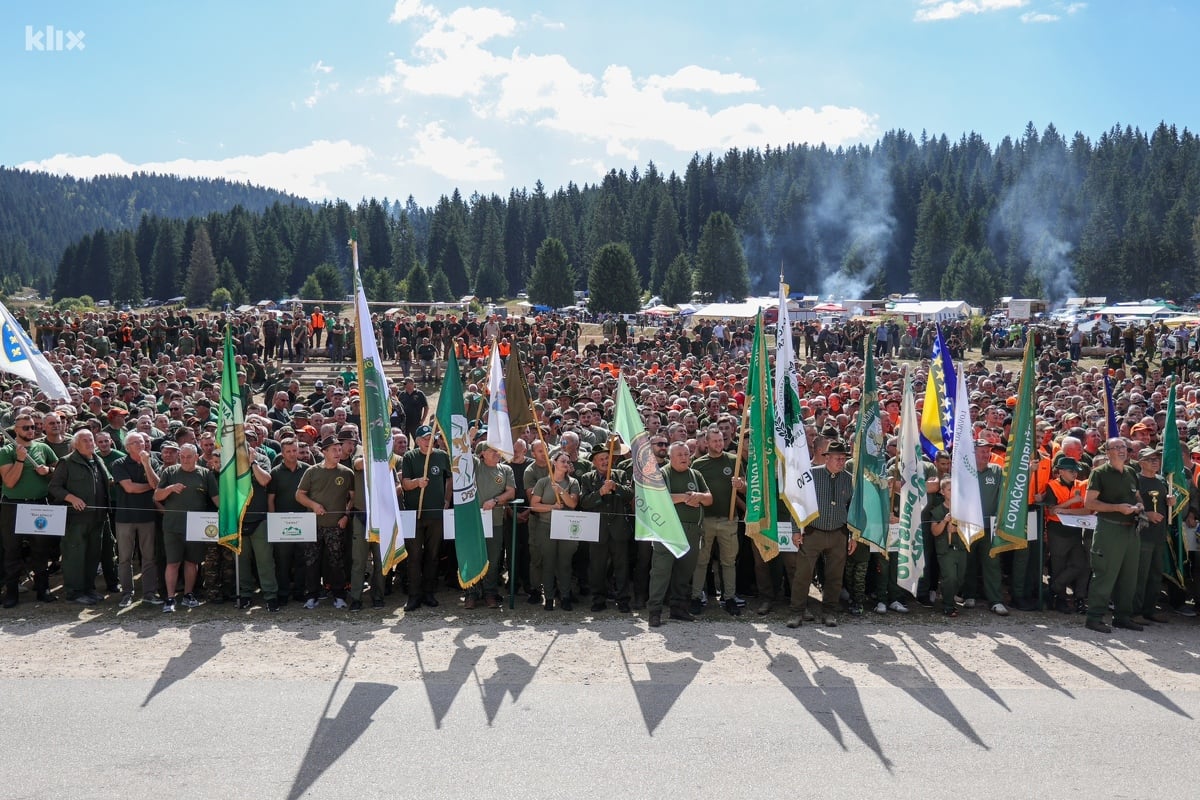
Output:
[
  {"xmin": 847, "ymin": 335, "xmax": 889, "ymax": 550},
  {"xmin": 992, "ymin": 335, "xmax": 1035, "ymax": 555},
  {"xmin": 435, "ymin": 348, "xmax": 488, "ymax": 588},
  {"xmin": 218, "ymin": 325, "xmax": 250, "ymax": 555},
  {"xmin": 612, "ymin": 376, "xmax": 690, "ymax": 558},
  {"xmin": 1162, "ymin": 382, "xmax": 1191, "ymax": 588},
  {"xmin": 744, "ymin": 311, "xmax": 778, "ymax": 560}
]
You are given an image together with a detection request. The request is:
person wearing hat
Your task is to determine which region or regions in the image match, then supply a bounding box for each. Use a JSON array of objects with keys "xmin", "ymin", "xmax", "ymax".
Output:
[
  {"xmin": 1039, "ymin": 456, "xmax": 1091, "ymax": 613},
  {"xmin": 1082, "ymin": 437, "xmax": 1147, "ymax": 633},
  {"xmin": 295, "ymin": 435, "xmax": 355, "ymax": 609},
  {"xmin": 1132, "ymin": 447, "xmax": 1171, "ymax": 625},
  {"xmin": 399, "ymin": 424, "xmax": 450, "ymax": 611},
  {"xmin": 578, "ymin": 438, "xmax": 633, "ymax": 613},
  {"xmin": 465, "ymin": 442, "xmax": 516, "ymax": 610},
  {"xmin": 0, "ymin": 412, "xmax": 61, "ymax": 607},
  {"xmin": 101, "ymin": 407, "xmax": 129, "ymax": 450},
  {"xmin": 786, "ymin": 440, "xmax": 854, "ymax": 628}
]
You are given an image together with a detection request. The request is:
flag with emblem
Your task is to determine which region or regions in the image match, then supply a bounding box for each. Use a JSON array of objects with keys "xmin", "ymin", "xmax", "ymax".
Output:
[
  {"xmin": 743, "ymin": 310, "xmax": 778, "ymax": 560},
  {"xmin": 485, "ymin": 342, "xmax": 514, "ymax": 459},
  {"xmin": 948, "ymin": 368, "xmax": 985, "ymax": 546},
  {"xmin": 435, "ymin": 348, "xmax": 488, "ymax": 588},
  {"xmin": 848, "ymin": 335, "xmax": 890, "ymax": 550},
  {"xmin": 773, "ymin": 282, "xmax": 819, "ymax": 530},
  {"xmin": 218, "ymin": 325, "xmax": 250, "ymax": 555},
  {"xmin": 992, "ymin": 335, "xmax": 1035, "ymax": 555},
  {"xmin": 613, "ymin": 376, "xmax": 690, "ymax": 558},
  {"xmin": 503, "ymin": 346, "xmax": 536, "ymax": 441},
  {"xmin": 352, "ymin": 239, "xmax": 407, "ymax": 574},
  {"xmin": 1161, "ymin": 382, "xmax": 1190, "ymax": 588},
  {"xmin": 919, "ymin": 324, "xmax": 956, "ymax": 460},
  {"xmin": 0, "ymin": 300, "xmax": 69, "ymax": 400},
  {"xmin": 895, "ymin": 369, "xmax": 927, "ymax": 595}
]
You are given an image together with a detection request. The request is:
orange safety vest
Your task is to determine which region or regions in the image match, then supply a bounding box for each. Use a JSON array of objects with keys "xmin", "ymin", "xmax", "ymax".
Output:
[
  {"xmin": 498, "ymin": 341, "xmax": 511, "ymax": 357},
  {"xmin": 310, "ymin": 311, "xmax": 325, "ymax": 332},
  {"xmin": 1044, "ymin": 478, "xmax": 1088, "ymax": 523}
]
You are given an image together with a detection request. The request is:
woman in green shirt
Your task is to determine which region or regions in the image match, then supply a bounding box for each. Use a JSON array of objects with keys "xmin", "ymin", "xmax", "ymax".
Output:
[{"xmin": 528, "ymin": 452, "xmax": 580, "ymax": 610}]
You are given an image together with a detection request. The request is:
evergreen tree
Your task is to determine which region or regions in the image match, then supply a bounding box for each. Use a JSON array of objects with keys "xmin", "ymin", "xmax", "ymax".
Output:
[
  {"xmin": 405, "ymin": 263, "xmax": 433, "ymax": 304},
  {"xmin": 439, "ymin": 229, "xmax": 469, "ymax": 297},
  {"xmin": 184, "ymin": 226, "xmax": 217, "ymax": 307},
  {"xmin": 694, "ymin": 211, "xmax": 749, "ymax": 301},
  {"xmin": 588, "ymin": 243, "xmax": 641, "ymax": 314},
  {"xmin": 660, "ymin": 253, "xmax": 693, "ymax": 306},
  {"xmin": 151, "ymin": 223, "xmax": 183, "ymax": 300},
  {"xmin": 649, "ymin": 198, "xmax": 683, "ymax": 293},
  {"xmin": 528, "ymin": 237, "xmax": 575, "ymax": 308},
  {"xmin": 110, "ymin": 232, "xmax": 143, "ymax": 305},
  {"xmin": 430, "ymin": 268, "xmax": 453, "ymax": 302}
]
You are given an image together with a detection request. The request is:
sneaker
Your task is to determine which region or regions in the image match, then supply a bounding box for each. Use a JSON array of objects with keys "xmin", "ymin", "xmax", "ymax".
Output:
[
  {"xmin": 874, "ymin": 602, "xmax": 888, "ymax": 614},
  {"xmin": 849, "ymin": 602, "xmax": 863, "ymax": 617},
  {"xmin": 162, "ymin": 599, "xmax": 176, "ymax": 613},
  {"xmin": 1174, "ymin": 604, "xmax": 1198, "ymax": 617},
  {"xmin": 991, "ymin": 603, "xmax": 1009, "ymax": 616},
  {"xmin": 182, "ymin": 593, "xmax": 200, "ymax": 608},
  {"xmin": 118, "ymin": 593, "xmax": 134, "ymax": 608},
  {"xmin": 688, "ymin": 598, "xmax": 704, "ymax": 616},
  {"xmin": 236, "ymin": 597, "xmax": 252, "ymax": 610},
  {"xmin": 929, "ymin": 590, "xmax": 938, "ymax": 605},
  {"xmin": 142, "ymin": 593, "xmax": 163, "ymax": 605},
  {"xmin": 349, "ymin": 600, "xmax": 363, "ymax": 612},
  {"xmin": 333, "ymin": 597, "xmax": 348, "ymax": 610},
  {"xmin": 267, "ymin": 599, "xmax": 280, "ymax": 613},
  {"xmin": 304, "ymin": 597, "xmax": 318, "ymax": 610},
  {"xmin": 888, "ymin": 600, "xmax": 910, "ymax": 614},
  {"xmin": 962, "ymin": 598, "xmax": 976, "ymax": 609}
]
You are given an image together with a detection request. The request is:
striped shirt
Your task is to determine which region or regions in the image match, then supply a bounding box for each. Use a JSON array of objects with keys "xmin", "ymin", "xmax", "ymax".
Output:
[{"xmin": 809, "ymin": 465, "xmax": 853, "ymax": 530}]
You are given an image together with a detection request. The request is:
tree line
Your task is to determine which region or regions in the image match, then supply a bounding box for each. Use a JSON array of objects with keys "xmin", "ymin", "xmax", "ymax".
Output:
[{"xmin": 37, "ymin": 121, "xmax": 1200, "ymax": 312}]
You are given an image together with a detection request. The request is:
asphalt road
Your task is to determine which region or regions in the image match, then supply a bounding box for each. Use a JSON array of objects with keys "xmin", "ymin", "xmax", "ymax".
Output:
[{"xmin": 1, "ymin": 609, "xmax": 1197, "ymax": 799}]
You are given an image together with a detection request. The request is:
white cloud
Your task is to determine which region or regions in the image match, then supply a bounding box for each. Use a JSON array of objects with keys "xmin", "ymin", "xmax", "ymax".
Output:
[
  {"xmin": 1064, "ymin": 2, "xmax": 1086, "ymax": 13},
  {"xmin": 404, "ymin": 122, "xmax": 503, "ymax": 181},
  {"xmin": 1021, "ymin": 11, "xmax": 1058, "ymax": 22},
  {"xmin": 303, "ymin": 80, "xmax": 339, "ymax": 108},
  {"xmin": 530, "ymin": 13, "xmax": 565, "ymax": 30},
  {"xmin": 915, "ymin": 0, "xmax": 1028, "ymax": 22},
  {"xmin": 311, "ymin": 59, "xmax": 334, "ymax": 74},
  {"xmin": 379, "ymin": 7, "xmax": 875, "ymax": 158},
  {"xmin": 389, "ymin": 0, "xmax": 438, "ymax": 24},
  {"xmin": 17, "ymin": 140, "xmax": 371, "ymax": 199},
  {"xmin": 646, "ymin": 65, "xmax": 759, "ymax": 94}
]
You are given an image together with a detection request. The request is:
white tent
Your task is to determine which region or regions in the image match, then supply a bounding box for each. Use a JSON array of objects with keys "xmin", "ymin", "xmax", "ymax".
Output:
[
  {"xmin": 889, "ymin": 300, "xmax": 971, "ymax": 322},
  {"xmin": 691, "ymin": 297, "xmax": 777, "ymax": 319}
]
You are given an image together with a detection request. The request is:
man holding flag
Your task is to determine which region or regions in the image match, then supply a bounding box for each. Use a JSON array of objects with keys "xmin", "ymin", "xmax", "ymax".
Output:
[
  {"xmin": 847, "ymin": 335, "xmax": 890, "ymax": 615},
  {"xmin": 773, "ymin": 286, "xmax": 819, "ymax": 535},
  {"xmin": 890, "ymin": 371, "xmax": 927, "ymax": 609}
]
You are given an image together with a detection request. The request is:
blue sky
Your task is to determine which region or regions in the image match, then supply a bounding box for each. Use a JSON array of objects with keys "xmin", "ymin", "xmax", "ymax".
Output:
[{"xmin": 2, "ymin": 1, "xmax": 1196, "ymax": 204}]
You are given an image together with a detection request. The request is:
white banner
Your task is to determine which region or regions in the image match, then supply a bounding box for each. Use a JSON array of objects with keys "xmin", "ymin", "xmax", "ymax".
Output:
[
  {"xmin": 14, "ymin": 504, "xmax": 66, "ymax": 536},
  {"xmin": 400, "ymin": 509, "xmax": 418, "ymax": 539},
  {"xmin": 443, "ymin": 507, "xmax": 494, "ymax": 539},
  {"xmin": 777, "ymin": 521, "xmax": 798, "ymax": 553},
  {"xmin": 1056, "ymin": 513, "xmax": 1097, "ymax": 531},
  {"xmin": 185, "ymin": 511, "xmax": 220, "ymax": 543},
  {"xmin": 267, "ymin": 512, "xmax": 318, "ymax": 543},
  {"xmin": 989, "ymin": 512, "xmax": 1043, "ymax": 541},
  {"xmin": 550, "ymin": 509, "xmax": 600, "ymax": 542}
]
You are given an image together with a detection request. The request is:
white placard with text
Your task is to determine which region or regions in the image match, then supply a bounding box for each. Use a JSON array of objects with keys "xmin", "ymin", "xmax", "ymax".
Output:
[
  {"xmin": 777, "ymin": 521, "xmax": 798, "ymax": 553},
  {"xmin": 185, "ymin": 511, "xmax": 220, "ymax": 543},
  {"xmin": 267, "ymin": 512, "xmax": 318, "ymax": 543},
  {"xmin": 443, "ymin": 507, "xmax": 494, "ymax": 539},
  {"xmin": 15, "ymin": 504, "xmax": 66, "ymax": 537},
  {"xmin": 549, "ymin": 510, "xmax": 600, "ymax": 542}
]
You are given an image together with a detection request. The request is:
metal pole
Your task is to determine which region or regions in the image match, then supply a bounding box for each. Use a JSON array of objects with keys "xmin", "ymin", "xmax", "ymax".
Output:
[
  {"xmin": 1036, "ymin": 505, "xmax": 1045, "ymax": 611},
  {"xmin": 509, "ymin": 499, "xmax": 525, "ymax": 610}
]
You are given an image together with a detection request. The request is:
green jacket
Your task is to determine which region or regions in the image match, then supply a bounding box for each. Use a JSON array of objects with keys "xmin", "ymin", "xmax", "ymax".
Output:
[{"xmin": 48, "ymin": 450, "xmax": 113, "ymax": 514}]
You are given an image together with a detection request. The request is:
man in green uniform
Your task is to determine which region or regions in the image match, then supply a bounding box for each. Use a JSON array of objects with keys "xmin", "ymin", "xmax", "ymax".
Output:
[
  {"xmin": 268, "ymin": 439, "xmax": 310, "ymax": 606},
  {"xmin": 236, "ymin": 429, "xmax": 278, "ymax": 611},
  {"xmin": 296, "ymin": 436, "xmax": 355, "ymax": 609},
  {"xmin": 930, "ymin": 477, "xmax": 969, "ymax": 617},
  {"xmin": 399, "ymin": 425, "xmax": 451, "ymax": 611},
  {"xmin": 963, "ymin": 439, "xmax": 1010, "ymax": 616},
  {"xmin": 153, "ymin": 443, "xmax": 218, "ymax": 612},
  {"xmin": 468, "ymin": 442, "xmax": 515, "ymax": 609},
  {"xmin": 787, "ymin": 440, "xmax": 855, "ymax": 628},
  {"xmin": 347, "ymin": 455, "xmax": 386, "ymax": 612},
  {"xmin": 110, "ymin": 432, "xmax": 161, "ymax": 606},
  {"xmin": 579, "ymin": 441, "xmax": 633, "ymax": 612},
  {"xmin": 49, "ymin": 430, "xmax": 114, "ymax": 605},
  {"xmin": 1083, "ymin": 437, "xmax": 1145, "ymax": 633},
  {"xmin": 689, "ymin": 427, "xmax": 746, "ymax": 616},
  {"xmin": 648, "ymin": 441, "xmax": 711, "ymax": 627},
  {"xmin": 1132, "ymin": 448, "xmax": 1170, "ymax": 625},
  {"xmin": 1, "ymin": 412, "xmax": 60, "ymax": 606}
]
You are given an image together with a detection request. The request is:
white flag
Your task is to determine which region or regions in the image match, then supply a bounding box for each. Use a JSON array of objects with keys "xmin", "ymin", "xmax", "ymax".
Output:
[
  {"xmin": 895, "ymin": 371, "xmax": 927, "ymax": 595},
  {"xmin": 485, "ymin": 343, "xmax": 514, "ymax": 460},
  {"xmin": 949, "ymin": 368, "xmax": 984, "ymax": 547},
  {"xmin": 0, "ymin": 301, "xmax": 69, "ymax": 400},
  {"xmin": 774, "ymin": 283, "xmax": 818, "ymax": 527}
]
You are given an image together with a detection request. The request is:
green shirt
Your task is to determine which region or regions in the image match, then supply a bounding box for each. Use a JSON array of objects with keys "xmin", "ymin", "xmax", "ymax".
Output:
[
  {"xmin": 400, "ymin": 448, "xmax": 451, "ymax": 519},
  {"xmin": 475, "ymin": 459, "xmax": 515, "ymax": 528},
  {"xmin": 269, "ymin": 462, "xmax": 310, "ymax": 513},
  {"xmin": 1088, "ymin": 462, "xmax": 1140, "ymax": 526},
  {"xmin": 661, "ymin": 465, "xmax": 708, "ymax": 527},
  {"xmin": 297, "ymin": 463, "xmax": 355, "ymax": 526},
  {"xmin": 691, "ymin": 452, "xmax": 738, "ymax": 518},
  {"xmin": 158, "ymin": 465, "xmax": 218, "ymax": 534},
  {"xmin": 0, "ymin": 441, "xmax": 58, "ymax": 499},
  {"xmin": 976, "ymin": 463, "xmax": 1003, "ymax": 518}
]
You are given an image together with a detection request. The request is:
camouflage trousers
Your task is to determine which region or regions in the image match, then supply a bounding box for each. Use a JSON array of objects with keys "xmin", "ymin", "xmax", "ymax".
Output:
[
  {"xmin": 201, "ymin": 544, "xmax": 236, "ymax": 601},
  {"xmin": 844, "ymin": 542, "xmax": 871, "ymax": 605}
]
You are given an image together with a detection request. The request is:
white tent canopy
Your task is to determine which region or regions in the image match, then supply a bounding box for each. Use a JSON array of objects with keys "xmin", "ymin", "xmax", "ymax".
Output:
[
  {"xmin": 691, "ymin": 297, "xmax": 777, "ymax": 319},
  {"xmin": 889, "ymin": 300, "xmax": 971, "ymax": 321}
]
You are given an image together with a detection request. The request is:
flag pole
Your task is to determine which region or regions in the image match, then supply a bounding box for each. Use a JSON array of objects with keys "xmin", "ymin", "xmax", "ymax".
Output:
[
  {"xmin": 417, "ymin": 446, "xmax": 432, "ymax": 515},
  {"xmin": 729, "ymin": 402, "xmax": 750, "ymax": 520}
]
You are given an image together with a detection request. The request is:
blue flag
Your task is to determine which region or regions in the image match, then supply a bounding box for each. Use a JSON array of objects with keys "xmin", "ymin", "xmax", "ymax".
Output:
[{"xmin": 919, "ymin": 323, "xmax": 957, "ymax": 460}]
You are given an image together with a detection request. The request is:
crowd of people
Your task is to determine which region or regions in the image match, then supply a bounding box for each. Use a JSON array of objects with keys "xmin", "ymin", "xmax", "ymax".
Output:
[{"xmin": 0, "ymin": 304, "xmax": 1197, "ymax": 634}]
